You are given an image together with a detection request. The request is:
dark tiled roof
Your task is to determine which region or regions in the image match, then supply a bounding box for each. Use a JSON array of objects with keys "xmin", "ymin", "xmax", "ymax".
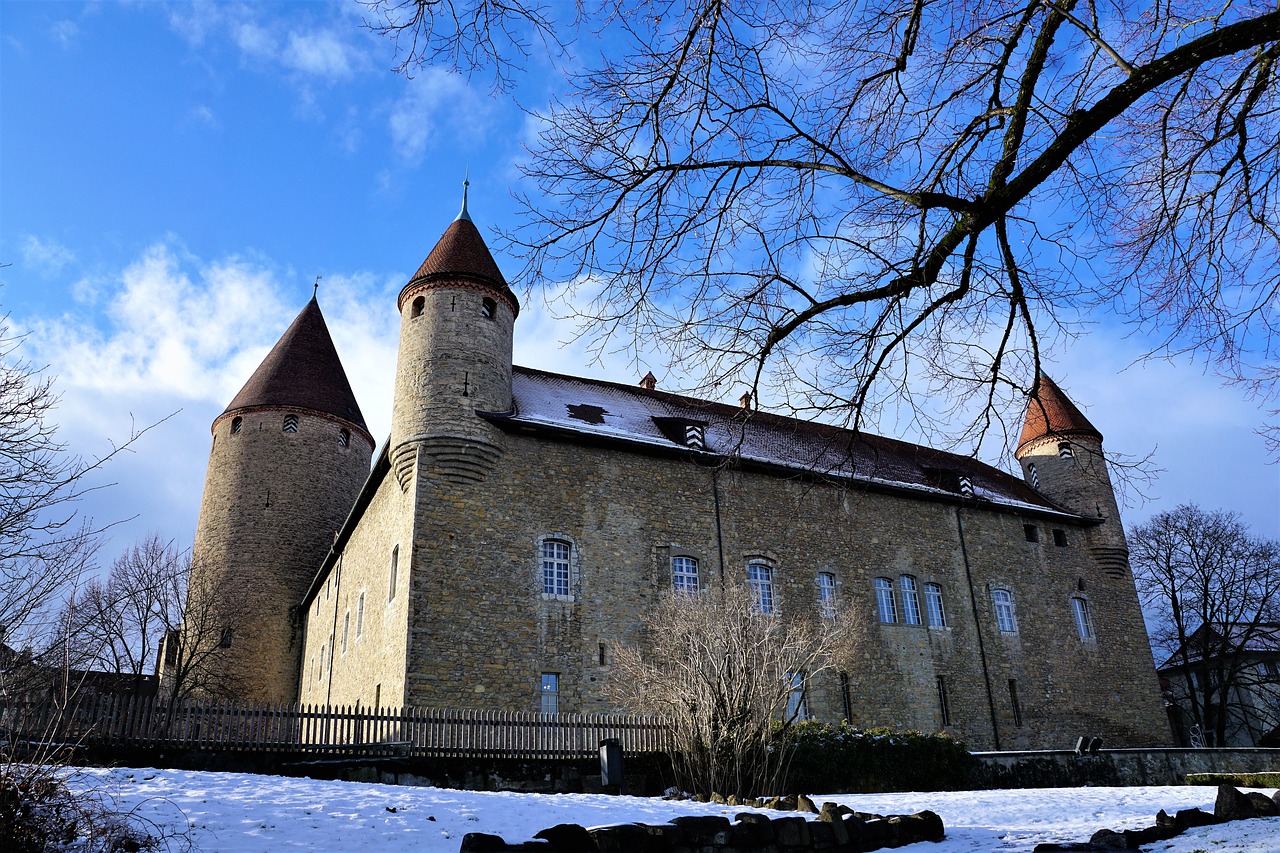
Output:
[
  {"xmin": 1158, "ymin": 622, "xmax": 1280, "ymax": 670},
  {"xmin": 406, "ymin": 217, "xmax": 520, "ymax": 313},
  {"xmin": 1018, "ymin": 373, "xmax": 1103, "ymax": 453},
  {"xmin": 222, "ymin": 298, "xmax": 367, "ymax": 430},
  {"xmin": 488, "ymin": 367, "xmax": 1077, "ymax": 518}
]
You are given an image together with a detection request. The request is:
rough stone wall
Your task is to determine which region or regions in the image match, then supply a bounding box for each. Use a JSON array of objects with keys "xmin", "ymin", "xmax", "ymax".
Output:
[
  {"xmin": 189, "ymin": 407, "xmax": 371, "ymax": 702},
  {"xmin": 300, "ymin": 468, "xmax": 414, "ymax": 709},
  {"xmin": 396, "ymin": 429, "xmax": 1171, "ymax": 749}
]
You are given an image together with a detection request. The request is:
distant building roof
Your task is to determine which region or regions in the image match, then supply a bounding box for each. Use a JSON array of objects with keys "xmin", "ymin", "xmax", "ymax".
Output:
[
  {"xmin": 402, "ymin": 217, "xmax": 520, "ymax": 315},
  {"xmin": 1158, "ymin": 622, "xmax": 1280, "ymax": 670},
  {"xmin": 485, "ymin": 366, "xmax": 1081, "ymax": 518},
  {"xmin": 221, "ymin": 297, "xmax": 368, "ymax": 431},
  {"xmin": 1017, "ymin": 373, "xmax": 1103, "ymax": 454}
]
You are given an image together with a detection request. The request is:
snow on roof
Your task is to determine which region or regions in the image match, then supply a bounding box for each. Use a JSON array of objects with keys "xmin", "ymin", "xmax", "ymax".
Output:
[{"xmin": 490, "ymin": 366, "xmax": 1079, "ymax": 519}]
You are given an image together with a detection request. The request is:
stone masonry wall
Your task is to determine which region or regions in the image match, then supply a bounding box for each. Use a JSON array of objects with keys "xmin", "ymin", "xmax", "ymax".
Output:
[
  {"xmin": 299, "ymin": 466, "xmax": 414, "ymax": 709},
  {"xmin": 393, "ymin": 428, "xmax": 1170, "ymax": 750},
  {"xmin": 190, "ymin": 407, "xmax": 371, "ymax": 702}
]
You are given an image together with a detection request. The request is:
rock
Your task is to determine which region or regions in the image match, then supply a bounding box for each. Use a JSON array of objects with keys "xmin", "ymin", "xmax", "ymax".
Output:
[
  {"xmin": 460, "ymin": 833, "xmax": 510, "ymax": 853},
  {"xmin": 731, "ymin": 813, "xmax": 775, "ymax": 846},
  {"xmin": 1245, "ymin": 791, "xmax": 1279, "ymax": 817},
  {"xmin": 1215, "ymin": 784, "xmax": 1258, "ymax": 822},
  {"xmin": 726, "ymin": 794, "xmax": 740, "ymax": 807},
  {"xmin": 1123, "ymin": 825, "xmax": 1178, "ymax": 847},
  {"xmin": 1033, "ymin": 844, "xmax": 1115, "ymax": 852},
  {"xmin": 1086, "ymin": 828, "xmax": 1128, "ymax": 849},
  {"xmin": 772, "ymin": 816, "xmax": 811, "ymax": 847},
  {"xmin": 1174, "ymin": 807, "xmax": 1217, "ymax": 830},
  {"xmin": 796, "ymin": 793, "xmax": 820, "ymax": 814},
  {"xmin": 777, "ymin": 795, "xmax": 799, "ymax": 811},
  {"xmin": 710, "ymin": 791, "xmax": 727, "ymax": 805},
  {"xmin": 670, "ymin": 815, "xmax": 732, "ymax": 845},
  {"xmin": 765, "ymin": 796, "xmax": 783, "ymax": 810},
  {"xmin": 534, "ymin": 824, "xmax": 595, "ymax": 853},
  {"xmin": 809, "ymin": 819, "xmax": 837, "ymax": 848},
  {"xmin": 588, "ymin": 824, "xmax": 654, "ymax": 853}
]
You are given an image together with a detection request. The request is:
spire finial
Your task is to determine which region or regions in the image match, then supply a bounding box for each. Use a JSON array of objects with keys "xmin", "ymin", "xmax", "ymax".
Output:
[
  {"xmin": 457, "ymin": 171, "xmax": 472, "ymax": 222},
  {"xmin": 313, "ymin": 275, "xmax": 322, "ymax": 299}
]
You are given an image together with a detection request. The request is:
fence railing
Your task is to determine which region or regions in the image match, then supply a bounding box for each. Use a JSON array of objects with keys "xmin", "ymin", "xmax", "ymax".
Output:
[{"xmin": 0, "ymin": 693, "xmax": 671, "ymax": 759}]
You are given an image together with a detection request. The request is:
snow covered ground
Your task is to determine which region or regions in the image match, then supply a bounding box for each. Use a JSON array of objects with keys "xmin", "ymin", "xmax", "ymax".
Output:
[{"xmin": 63, "ymin": 767, "xmax": 1280, "ymax": 853}]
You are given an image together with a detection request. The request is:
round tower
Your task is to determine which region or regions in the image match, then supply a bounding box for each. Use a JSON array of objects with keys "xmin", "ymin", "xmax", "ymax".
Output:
[
  {"xmin": 1014, "ymin": 373, "xmax": 1128, "ymax": 576},
  {"xmin": 186, "ymin": 296, "xmax": 374, "ymax": 701},
  {"xmin": 389, "ymin": 189, "xmax": 519, "ymax": 488}
]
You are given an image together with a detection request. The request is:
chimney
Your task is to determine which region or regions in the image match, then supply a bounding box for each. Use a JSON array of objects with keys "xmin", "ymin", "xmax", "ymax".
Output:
[
  {"xmin": 739, "ymin": 391, "xmax": 753, "ymax": 410},
  {"xmin": 639, "ymin": 371, "xmax": 657, "ymax": 391}
]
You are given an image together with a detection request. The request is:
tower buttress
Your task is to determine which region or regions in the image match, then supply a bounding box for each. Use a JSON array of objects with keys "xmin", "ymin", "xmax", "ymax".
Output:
[
  {"xmin": 1015, "ymin": 373, "xmax": 1128, "ymax": 576},
  {"xmin": 389, "ymin": 195, "xmax": 519, "ymax": 488},
  {"xmin": 185, "ymin": 296, "xmax": 373, "ymax": 701}
]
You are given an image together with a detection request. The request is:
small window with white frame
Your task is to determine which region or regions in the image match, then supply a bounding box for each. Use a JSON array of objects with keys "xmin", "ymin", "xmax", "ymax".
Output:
[
  {"xmin": 817, "ymin": 572, "xmax": 837, "ymax": 619},
  {"xmin": 1071, "ymin": 596, "xmax": 1093, "ymax": 640},
  {"xmin": 540, "ymin": 672, "xmax": 560, "ymax": 714},
  {"xmin": 992, "ymin": 588, "xmax": 1018, "ymax": 633},
  {"xmin": 672, "ymin": 555, "xmax": 699, "ymax": 594},
  {"xmin": 874, "ymin": 577, "xmax": 897, "ymax": 623},
  {"xmin": 924, "ymin": 582, "xmax": 947, "ymax": 628},
  {"xmin": 541, "ymin": 539, "xmax": 572, "ymax": 598},
  {"xmin": 747, "ymin": 560, "xmax": 774, "ymax": 614},
  {"xmin": 899, "ymin": 575, "xmax": 922, "ymax": 625}
]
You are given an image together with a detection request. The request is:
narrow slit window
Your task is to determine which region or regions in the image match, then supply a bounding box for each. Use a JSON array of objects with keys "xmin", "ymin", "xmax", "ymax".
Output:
[
  {"xmin": 1071, "ymin": 597, "xmax": 1093, "ymax": 640},
  {"xmin": 355, "ymin": 591, "xmax": 365, "ymax": 638},
  {"xmin": 839, "ymin": 671, "xmax": 853, "ymax": 721},
  {"xmin": 1008, "ymin": 678, "xmax": 1023, "ymax": 726},
  {"xmin": 341, "ymin": 611, "xmax": 350, "ymax": 654},
  {"xmin": 1028, "ymin": 462, "xmax": 1040, "ymax": 489},
  {"xmin": 937, "ymin": 676, "xmax": 952, "ymax": 726},
  {"xmin": 338, "ymin": 428, "xmax": 350, "ymax": 448},
  {"xmin": 388, "ymin": 545, "xmax": 399, "ymax": 602}
]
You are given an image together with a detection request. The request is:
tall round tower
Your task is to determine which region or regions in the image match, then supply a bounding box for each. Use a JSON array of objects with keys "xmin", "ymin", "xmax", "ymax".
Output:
[
  {"xmin": 389, "ymin": 191, "xmax": 519, "ymax": 489},
  {"xmin": 1014, "ymin": 373, "xmax": 1128, "ymax": 576},
  {"xmin": 186, "ymin": 296, "xmax": 374, "ymax": 701}
]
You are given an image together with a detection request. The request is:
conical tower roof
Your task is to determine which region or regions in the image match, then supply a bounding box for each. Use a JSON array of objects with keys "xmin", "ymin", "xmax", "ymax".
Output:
[
  {"xmin": 221, "ymin": 297, "xmax": 368, "ymax": 430},
  {"xmin": 1017, "ymin": 373, "xmax": 1102, "ymax": 454},
  {"xmin": 401, "ymin": 215, "xmax": 520, "ymax": 316}
]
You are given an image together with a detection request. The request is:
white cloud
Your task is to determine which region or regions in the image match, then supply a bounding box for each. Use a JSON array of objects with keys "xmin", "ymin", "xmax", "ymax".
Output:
[
  {"xmin": 282, "ymin": 30, "xmax": 362, "ymax": 80},
  {"xmin": 233, "ymin": 20, "xmax": 276, "ymax": 61},
  {"xmin": 21, "ymin": 235, "xmax": 75, "ymax": 277},
  {"xmin": 50, "ymin": 19, "xmax": 79, "ymax": 48},
  {"xmin": 388, "ymin": 70, "xmax": 490, "ymax": 163}
]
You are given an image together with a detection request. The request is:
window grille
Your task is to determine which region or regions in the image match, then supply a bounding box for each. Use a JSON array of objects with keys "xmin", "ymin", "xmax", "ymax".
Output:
[
  {"xmin": 747, "ymin": 561, "xmax": 774, "ymax": 614},
  {"xmin": 540, "ymin": 673, "xmax": 560, "ymax": 714},
  {"xmin": 541, "ymin": 540, "xmax": 571, "ymax": 597},
  {"xmin": 899, "ymin": 576, "xmax": 922, "ymax": 625},
  {"xmin": 924, "ymin": 583, "xmax": 947, "ymax": 628},
  {"xmin": 993, "ymin": 589, "xmax": 1018, "ymax": 633},
  {"xmin": 874, "ymin": 577, "xmax": 897, "ymax": 623},
  {"xmin": 672, "ymin": 556, "xmax": 699, "ymax": 594},
  {"xmin": 817, "ymin": 572, "xmax": 837, "ymax": 619},
  {"xmin": 1071, "ymin": 597, "xmax": 1093, "ymax": 639}
]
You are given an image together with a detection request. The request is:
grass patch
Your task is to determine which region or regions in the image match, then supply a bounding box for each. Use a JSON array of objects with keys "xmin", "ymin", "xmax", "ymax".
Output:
[{"xmin": 1185, "ymin": 771, "xmax": 1280, "ymax": 788}]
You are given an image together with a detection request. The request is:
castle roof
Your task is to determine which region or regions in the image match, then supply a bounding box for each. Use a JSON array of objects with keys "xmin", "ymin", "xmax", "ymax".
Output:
[
  {"xmin": 403, "ymin": 216, "xmax": 520, "ymax": 315},
  {"xmin": 485, "ymin": 367, "xmax": 1082, "ymax": 519},
  {"xmin": 221, "ymin": 297, "xmax": 368, "ymax": 430},
  {"xmin": 1017, "ymin": 373, "xmax": 1103, "ymax": 454}
]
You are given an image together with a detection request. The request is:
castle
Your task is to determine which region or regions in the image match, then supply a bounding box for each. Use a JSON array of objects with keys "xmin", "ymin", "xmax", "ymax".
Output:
[{"xmin": 184, "ymin": 197, "xmax": 1172, "ymax": 750}]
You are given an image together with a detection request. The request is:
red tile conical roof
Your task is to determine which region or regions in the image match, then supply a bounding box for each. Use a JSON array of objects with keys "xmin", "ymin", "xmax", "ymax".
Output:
[
  {"xmin": 403, "ymin": 217, "xmax": 520, "ymax": 315},
  {"xmin": 1017, "ymin": 373, "xmax": 1102, "ymax": 454},
  {"xmin": 221, "ymin": 297, "xmax": 367, "ymax": 430}
]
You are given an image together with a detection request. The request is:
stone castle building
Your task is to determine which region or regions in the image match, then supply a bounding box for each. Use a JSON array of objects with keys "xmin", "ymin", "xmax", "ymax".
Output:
[{"xmin": 186, "ymin": 198, "xmax": 1172, "ymax": 750}]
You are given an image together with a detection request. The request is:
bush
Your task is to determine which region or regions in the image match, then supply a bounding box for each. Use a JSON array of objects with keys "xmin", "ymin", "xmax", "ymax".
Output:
[
  {"xmin": 1185, "ymin": 772, "xmax": 1280, "ymax": 788},
  {"xmin": 780, "ymin": 721, "xmax": 976, "ymax": 793},
  {"xmin": 0, "ymin": 763, "xmax": 181, "ymax": 853}
]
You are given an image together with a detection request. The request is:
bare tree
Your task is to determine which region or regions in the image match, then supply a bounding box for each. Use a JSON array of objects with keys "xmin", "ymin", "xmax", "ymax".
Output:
[
  {"xmin": 364, "ymin": 0, "xmax": 1280, "ymax": 452},
  {"xmin": 1132, "ymin": 504, "xmax": 1280, "ymax": 746},
  {"xmin": 155, "ymin": 558, "xmax": 248, "ymax": 702},
  {"xmin": 608, "ymin": 582, "xmax": 842, "ymax": 798}
]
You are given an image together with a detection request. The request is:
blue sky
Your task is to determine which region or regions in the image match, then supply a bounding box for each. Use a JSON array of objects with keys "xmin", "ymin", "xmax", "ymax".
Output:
[{"xmin": 1, "ymin": 0, "xmax": 1276, "ymax": 571}]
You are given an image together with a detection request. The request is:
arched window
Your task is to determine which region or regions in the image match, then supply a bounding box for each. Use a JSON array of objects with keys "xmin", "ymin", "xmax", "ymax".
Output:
[
  {"xmin": 899, "ymin": 575, "xmax": 922, "ymax": 625},
  {"xmin": 992, "ymin": 588, "xmax": 1018, "ymax": 633},
  {"xmin": 1071, "ymin": 597, "xmax": 1093, "ymax": 639},
  {"xmin": 411, "ymin": 295, "xmax": 425, "ymax": 317},
  {"xmin": 283, "ymin": 415, "xmax": 299, "ymax": 433},
  {"xmin": 672, "ymin": 555, "xmax": 699, "ymax": 594},
  {"xmin": 338, "ymin": 428, "xmax": 350, "ymax": 448},
  {"xmin": 481, "ymin": 297, "xmax": 496, "ymax": 319},
  {"xmin": 924, "ymin": 582, "xmax": 947, "ymax": 628},
  {"xmin": 541, "ymin": 539, "xmax": 571, "ymax": 597},
  {"xmin": 1058, "ymin": 441, "xmax": 1074, "ymax": 459},
  {"xmin": 874, "ymin": 577, "xmax": 897, "ymax": 623},
  {"xmin": 230, "ymin": 416, "xmax": 242, "ymax": 435},
  {"xmin": 746, "ymin": 560, "xmax": 774, "ymax": 614}
]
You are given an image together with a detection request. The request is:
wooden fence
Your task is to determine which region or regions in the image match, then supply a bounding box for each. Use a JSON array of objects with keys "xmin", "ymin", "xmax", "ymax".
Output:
[{"xmin": 0, "ymin": 694, "xmax": 671, "ymax": 759}]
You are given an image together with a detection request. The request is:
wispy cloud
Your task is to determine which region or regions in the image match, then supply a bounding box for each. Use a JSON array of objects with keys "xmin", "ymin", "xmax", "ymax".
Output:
[
  {"xmin": 388, "ymin": 69, "xmax": 490, "ymax": 163},
  {"xmin": 283, "ymin": 29, "xmax": 364, "ymax": 80},
  {"xmin": 50, "ymin": 19, "xmax": 79, "ymax": 48},
  {"xmin": 21, "ymin": 235, "xmax": 76, "ymax": 278}
]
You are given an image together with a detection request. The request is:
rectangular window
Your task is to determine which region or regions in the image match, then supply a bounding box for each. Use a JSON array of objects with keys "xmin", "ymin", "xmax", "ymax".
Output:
[
  {"xmin": 937, "ymin": 676, "xmax": 951, "ymax": 726},
  {"xmin": 540, "ymin": 672, "xmax": 560, "ymax": 715},
  {"xmin": 341, "ymin": 611, "xmax": 350, "ymax": 654},
  {"xmin": 899, "ymin": 575, "xmax": 921, "ymax": 625},
  {"xmin": 1071, "ymin": 597, "xmax": 1093, "ymax": 639},
  {"xmin": 1053, "ymin": 529, "xmax": 1068, "ymax": 547},
  {"xmin": 747, "ymin": 562, "xmax": 774, "ymax": 614},
  {"xmin": 874, "ymin": 577, "xmax": 897, "ymax": 623},
  {"xmin": 356, "ymin": 592, "xmax": 365, "ymax": 638},
  {"xmin": 993, "ymin": 589, "xmax": 1018, "ymax": 633},
  {"xmin": 672, "ymin": 555, "xmax": 699, "ymax": 594},
  {"xmin": 924, "ymin": 583, "xmax": 947, "ymax": 628},
  {"xmin": 541, "ymin": 540, "xmax": 571, "ymax": 597},
  {"xmin": 817, "ymin": 572, "xmax": 837, "ymax": 619},
  {"xmin": 839, "ymin": 671, "xmax": 852, "ymax": 722},
  {"xmin": 785, "ymin": 672, "xmax": 808, "ymax": 720},
  {"xmin": 1008, "ymin": 678, "xmax": 1023, "ymax": 727},
  {"xmin": 1023, "ymin": 524, "xmax": 1040, "ymax": 543},
  {"xmin": 388, "ymin": 545, "xmax": 399, "ymax": 602}
]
